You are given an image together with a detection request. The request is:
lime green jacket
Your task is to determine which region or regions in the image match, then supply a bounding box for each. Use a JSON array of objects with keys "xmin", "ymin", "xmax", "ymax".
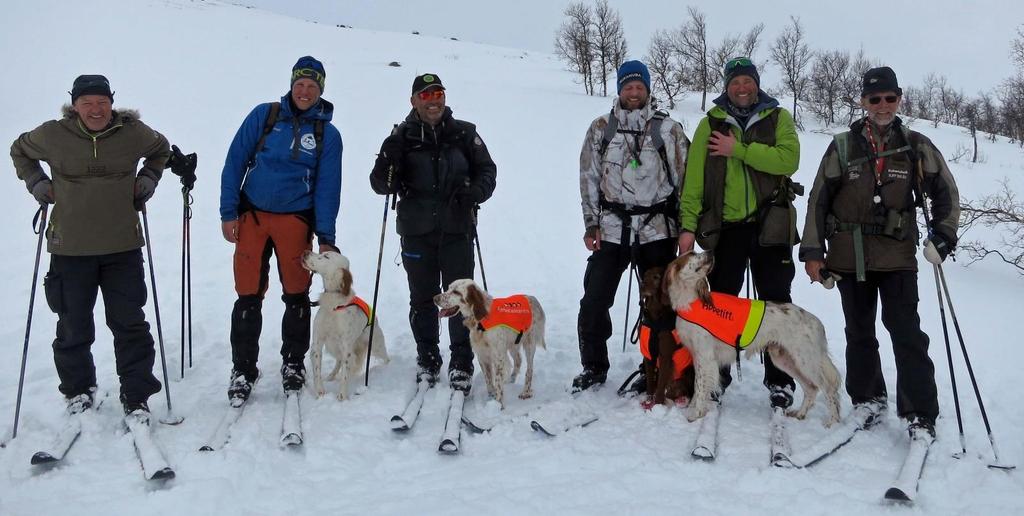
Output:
[{"xmin": 680, "ymin": 105, "xmax": 799, "ymax": 231}]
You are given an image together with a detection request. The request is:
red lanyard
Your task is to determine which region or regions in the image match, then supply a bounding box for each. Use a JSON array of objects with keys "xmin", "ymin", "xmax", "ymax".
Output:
[{"xmin": 864, "ymin": 123, "xmax": 885, "ymax": 185}]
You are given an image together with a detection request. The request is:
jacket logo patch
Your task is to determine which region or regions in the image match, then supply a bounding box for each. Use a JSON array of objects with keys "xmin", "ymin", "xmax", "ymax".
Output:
[
  {"xmin": 847, "ymin": 170, "xmax": 860, "ymax": 180},
  {"xmin": 300, "ymin": 133, "xmax": 316, "ymax": 150},
  {"xmin": 473, "ymin": 136, "xmax": 483, "ymax": 146},
  {"xmin": 887, "ymin": 168, "xmax": 908, "ymax": 180}
]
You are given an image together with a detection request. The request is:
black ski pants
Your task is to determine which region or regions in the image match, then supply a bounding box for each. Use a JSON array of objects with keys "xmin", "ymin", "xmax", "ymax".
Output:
[
  {"xmin": 709, "ymin": 223, "xmax": 796, "ymax": 392},
  {"xmin": 837, "ymin": 270, "xmax": 938, "ymax": 422},
  {"xmin": 43, "ymin": 249, "xmax": 161, "ymax": 405},
  {"xmin": 401, "ymin": 230, "xmax": 475, "ymax": 375},
  {"xmin": 578, "ymin": 238, "xmax": 677, "ymax": 374}
]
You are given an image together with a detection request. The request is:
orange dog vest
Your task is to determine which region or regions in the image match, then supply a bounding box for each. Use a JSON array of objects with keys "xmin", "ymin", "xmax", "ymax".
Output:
[
  {"xmin": 477, "ymin": 295, "xmax": 533, "ymax": 335},
  {"xmin": 334, "ymin": 296, "xmax": 373, "ymax": 325},
  {"xmin": 639, "ymin": 325, "xmax": 693, "ymax": 380},
  {"xmin": 676, "ymin": 293, "xmax": 765, "ymax": 348}
]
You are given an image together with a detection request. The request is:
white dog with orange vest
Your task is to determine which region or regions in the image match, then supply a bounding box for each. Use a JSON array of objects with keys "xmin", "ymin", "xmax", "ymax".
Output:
[
  {"xmin": 434, "ymin": 279, "xmax": 546, "ymax": 408},
  {"xmin": 302, "ymin": 250, "xmax": 389, "ymax": 400}
]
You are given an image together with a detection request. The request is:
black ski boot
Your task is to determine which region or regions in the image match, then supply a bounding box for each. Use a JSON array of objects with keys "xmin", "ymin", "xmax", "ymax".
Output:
[
  {"xmin": 449, "ymin": 361, "xmax": 474, "ymax": 393},
  {"xmin": 281, "ymin": 362, "xmax": 306, "ymax": 393},
  {"xmin": 769, "ymin": 385, "xmax": 795, "ymax": 409},
  {"xmin": 907, "ymin": 416, "xmax": 936, "ymax": 442},
  {"xmin": 228, "ymin": 368, "xmax": 259, "ymax": 406},
  {"xmin": 571, "ymin": 368, "xmax": 607, "ymax": 393},
  {"xmin": 851, "ymin": 398, "xmax": 887, "ymax": 429},
  {"xmin": 65, "ymin": 386, "xmax": 97, "ymax": 415}
]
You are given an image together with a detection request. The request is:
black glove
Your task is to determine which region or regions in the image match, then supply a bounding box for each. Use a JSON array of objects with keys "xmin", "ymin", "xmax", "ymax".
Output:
[
  {"xmin": 167, "ymin": 145, "xmax": 198, "ymax": 190},
  {"xmin": 134, "ymin": 175, "xmax": 157, "ymax": 211},
  {"xmin": 30, "ymin": 179, "xmax": 54, "ymax": 204},
  {"xmin": 455, "ymin": 177, "xmax": 486, "ymax": 207},
  {"xmin": 924, "ymin": 233, "xmax": 952, "ymax": 264},
  {"xmin": 378, "ymin": 135, "xmax": 405, "ymax": 194}
]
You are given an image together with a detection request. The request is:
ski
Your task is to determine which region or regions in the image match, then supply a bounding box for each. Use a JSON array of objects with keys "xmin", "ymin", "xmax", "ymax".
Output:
[
  {"xmin": 883, "ymin": 431, "xmax": 933, "ymax": 504},
  {"xmin": 769, "ymin": 406, "xmax": 793, "ymax": 467},
  {"xmin": 124, "ymin": 411, "xmax": 175, "ymax": 481},
  {"xmin": 30, "ymin": 415, "xmax": 83, "ymax": 465},
  {"xmin": 438, "ymin": 390, "xmax": 465, "ymax": 454},
  {"xmin": 30, "ymin": 392, "xmax": 107, "ymax": 465},
  {"xmin": 530, "ymin": 411, "xmax": 599, "ymax": 436},
  {"xmin": 460, "ymin": 413, "xmax": 492, "ymax": 434},
  {"xmin": 775, "ymin": 406, "xmax": 875, "ymax": 468},
  {"xmin": 390, "ymin": 380, "xmax": 430, "ymax": 432},
  {"xmin": 280, "ymin": 391, "xmax": 303, "ymax": 447},
  {"xmin": 198, "ymin": 401, "xmax": 247, "ymax": 452},
  {"xmin": 690, "ymin": 401, "xmax": 721, "ymax": 461}
]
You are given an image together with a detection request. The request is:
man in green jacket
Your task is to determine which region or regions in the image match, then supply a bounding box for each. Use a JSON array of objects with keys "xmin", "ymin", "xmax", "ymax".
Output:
[
  {"xmin": 678, "ymin": 58, "xmax": 800, "ymax": 409},
  {"xmin": 11, "ymin": 74, "xmax": 170, "ymax": 419}
]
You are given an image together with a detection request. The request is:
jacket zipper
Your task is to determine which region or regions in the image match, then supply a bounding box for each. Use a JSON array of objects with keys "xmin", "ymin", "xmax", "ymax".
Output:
[{"xmin": 77, "ymin": 119, "xmax": 123, "ymax": 158}]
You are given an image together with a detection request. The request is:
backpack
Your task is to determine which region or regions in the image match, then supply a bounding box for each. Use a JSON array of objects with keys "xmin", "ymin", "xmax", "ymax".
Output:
[{"xmin": 247, "ymin": 102, "xmax": 325, "ymax": 168}]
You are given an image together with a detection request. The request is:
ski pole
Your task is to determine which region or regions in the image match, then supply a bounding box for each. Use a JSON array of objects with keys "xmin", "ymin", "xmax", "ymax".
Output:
[
  {"xmin": 471, "ymin": 205, "xmax": 488, "ymax": 291},
  {"xmin": 916, "ymin": 167, "xmax": 1013, "ymax": 470},
  {"xmin": 7, "ymin": 205, "xmax": 48, "ymax": 445},
  {"xmin": 179, "ymin": 188, "xmax": 194, "ymax": 378},
  {"xmin": 931, "ymin": 264, "xmax": 966, "ymax": 458},
  {"xmin": 621, "ymin": 262, "xmax": 636, "ymax": 353},
  {"xmin": 936, "ymin": 264, "xmax": 1015, "ymax": 470},
  {"xmin": 366, "ymin": 170, "xmax": 397, "ymax": 387},
  {"xmin": 141, "ymin": 209, "xmax": 183, "ymax": 425}
]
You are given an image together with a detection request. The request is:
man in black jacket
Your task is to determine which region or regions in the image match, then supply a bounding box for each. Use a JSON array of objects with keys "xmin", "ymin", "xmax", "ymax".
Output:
[{"xmin": 370, "ymin": 73, "xmax": 497, "ymax": 392}]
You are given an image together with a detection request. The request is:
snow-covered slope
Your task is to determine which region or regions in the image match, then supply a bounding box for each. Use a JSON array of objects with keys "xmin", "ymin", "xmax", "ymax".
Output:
[{"xmin": 0, "ymin": 1, "xmax": 1021, "ymax": 515}]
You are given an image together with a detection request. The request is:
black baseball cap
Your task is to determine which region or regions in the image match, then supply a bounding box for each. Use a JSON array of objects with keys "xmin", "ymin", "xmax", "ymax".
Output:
[{"xmin": 411, "ymin": 73, "xmax": 445, "ymax": 95}]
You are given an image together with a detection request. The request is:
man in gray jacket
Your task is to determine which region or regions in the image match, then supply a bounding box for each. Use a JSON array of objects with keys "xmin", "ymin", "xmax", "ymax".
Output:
[
  {"xmin": 11, "ymin": 74, "xmax": 170, "ymax": 419},
  {"xmin": 573, "ymin": 60, "xmax": 690, "ymax": 392}
]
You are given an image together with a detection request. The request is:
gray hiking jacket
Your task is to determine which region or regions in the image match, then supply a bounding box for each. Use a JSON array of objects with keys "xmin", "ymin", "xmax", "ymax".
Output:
[{"xmin": 579, "ymin": 99, "xmax": 689, "ymax": 245}]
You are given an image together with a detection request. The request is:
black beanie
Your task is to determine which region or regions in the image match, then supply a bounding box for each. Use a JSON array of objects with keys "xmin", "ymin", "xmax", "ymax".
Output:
[{"xmin": 70, "ymin": 75, "xmax": 114, "ymax": 103}]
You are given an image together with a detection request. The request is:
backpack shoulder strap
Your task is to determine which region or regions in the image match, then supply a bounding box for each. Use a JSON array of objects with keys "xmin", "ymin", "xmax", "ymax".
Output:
[
  {"xmin": 597, "ymin": 108, "xmax": 617, "ymax": 159},
  {"xmin": 832, "ymin": 131, "xmax": 850, "ymax": 169},
  {"xmin": 249, "ymin": 102, "xmax": 281, "ymax": 167},
  {"xmin": 314, "ymin": 119, "xmax": 325, "ymax": 162},
  {"xmin": 648, "ymin": 110, "xmax": 675, "ymax": 188}
]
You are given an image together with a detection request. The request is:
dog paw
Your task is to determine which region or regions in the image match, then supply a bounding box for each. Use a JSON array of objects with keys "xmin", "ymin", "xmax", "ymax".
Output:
[
  {"xmin": 336, "ymin": 391, "xmax": 348, "ymax": 401},
  {"xmin": 686, "ymin": 407, "xmax": 707, "ymax": 422},
  {"xmin": 316, "ymin": 389, "xmax": 326, "ymax": 398},
  {"xmin": 640, "ymin": 398, "xmax": 656, "ymax": 411},
  {"xmin": 518, "ymin": 390, "xmax": 533, "ymax": 400},
  {"xmin": 822, "ymin": 415, "xmax": 840, "ymax": 428},
  {"xmin": 785, "ymin": 409, "xmax": 808, "ymax": 420}
]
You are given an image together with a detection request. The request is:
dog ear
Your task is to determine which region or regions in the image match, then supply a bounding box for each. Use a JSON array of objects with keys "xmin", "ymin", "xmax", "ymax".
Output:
[
  {"xmin": 340, "ymin": 268, "xmax": 353, "ymax": 297},
  {"xmin": 465, "ymin": 284, "xmax": 489, "ymax": 322},
  {"xmin": 697, "ymin": 278, "xmax": 712, "ymax": 306}
]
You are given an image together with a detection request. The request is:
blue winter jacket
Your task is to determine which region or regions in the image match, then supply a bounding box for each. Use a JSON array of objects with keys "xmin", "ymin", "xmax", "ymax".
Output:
[{"xmin": 220, "ymin": 94, "xmax": 343, "ymax": 244}]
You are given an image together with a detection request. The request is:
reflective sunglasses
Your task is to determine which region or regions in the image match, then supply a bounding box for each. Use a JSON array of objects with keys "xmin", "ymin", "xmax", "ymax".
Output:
[
  {"xmin": 724, "ymin": 57, "xmax": 753, "ymax": 73},
  {"xmin": 867, "ymin": 95, "xmax": 900, "ymax": 105},
  {"xmin": 417, "ymin": 89, "xmax": 445, "ymax": 101}
]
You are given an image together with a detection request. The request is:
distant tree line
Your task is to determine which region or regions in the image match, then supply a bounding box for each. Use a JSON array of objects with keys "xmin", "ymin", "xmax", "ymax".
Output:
[{"xmin": 555, "ymin": 5, "xmax": 1024, "ymax": 154}]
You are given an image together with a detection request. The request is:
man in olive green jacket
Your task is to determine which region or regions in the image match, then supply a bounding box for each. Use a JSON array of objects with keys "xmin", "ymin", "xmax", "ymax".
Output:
[
  {"xmin": 11, "ymin": 74, "xmax": 170, "ymax": 418},
  {"xmin": 678, "ymin": 58, "xmax": 800, "ymax": 408}
]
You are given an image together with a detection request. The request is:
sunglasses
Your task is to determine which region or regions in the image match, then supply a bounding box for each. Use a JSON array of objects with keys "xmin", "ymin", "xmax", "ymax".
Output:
[
  {"xmin": 724, "ymin": 57, "xmax": 753, "ymax": 72},
  {"xmin": 417, "ymin": 89, "xmax": 445, "ymax": 101},
  {"xmin": 867, "ymin": 95, "xmax": 900, "ymax": 105}
]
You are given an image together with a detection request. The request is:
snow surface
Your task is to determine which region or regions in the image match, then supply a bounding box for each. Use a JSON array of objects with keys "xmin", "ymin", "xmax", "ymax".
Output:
[{"xmin": 1, "ymin": 1, "xmax": 1022, "ymax": 515}]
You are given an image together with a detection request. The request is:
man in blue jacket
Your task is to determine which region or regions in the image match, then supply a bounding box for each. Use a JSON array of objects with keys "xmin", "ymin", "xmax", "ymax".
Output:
[{"xmin": 220, "ymin": 56, "xmax": 342, "ymax": 404}]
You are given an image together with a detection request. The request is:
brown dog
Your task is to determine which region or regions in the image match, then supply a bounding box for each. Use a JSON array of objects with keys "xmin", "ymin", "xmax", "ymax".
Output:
[{"xmin": 640, "ymin": 266, "xmax": 695, "ymax": 406}]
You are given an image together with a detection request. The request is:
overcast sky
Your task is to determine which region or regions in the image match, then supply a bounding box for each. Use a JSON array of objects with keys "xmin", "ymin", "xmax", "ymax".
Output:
[{"xmin": 241, "ymin": 0, "xmax": 1022, "ymax": 95}]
